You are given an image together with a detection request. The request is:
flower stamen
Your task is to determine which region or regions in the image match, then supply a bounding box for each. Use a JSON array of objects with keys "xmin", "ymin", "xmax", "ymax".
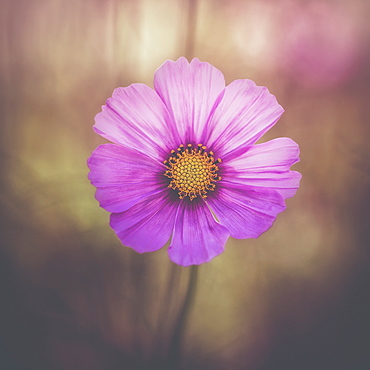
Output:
[{"xmin": 164, "ymin": 144, "xmax": 222, "ymax": 201}]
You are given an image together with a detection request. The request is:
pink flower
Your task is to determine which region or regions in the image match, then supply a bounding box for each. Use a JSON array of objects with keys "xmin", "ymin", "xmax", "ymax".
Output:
[{"xmin": 87, "ymin": 57, "xmax": 301, "ymax": 266}]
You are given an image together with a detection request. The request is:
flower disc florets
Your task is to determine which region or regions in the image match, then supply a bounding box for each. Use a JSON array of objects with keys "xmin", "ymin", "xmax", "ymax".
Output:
[
  {"xmin": 164, "ymin": 144, "xmax": 222, "ymax": 201},
  {"xmin": 88, "ymin": 57, "xmax": 302, "ymax": 266}
]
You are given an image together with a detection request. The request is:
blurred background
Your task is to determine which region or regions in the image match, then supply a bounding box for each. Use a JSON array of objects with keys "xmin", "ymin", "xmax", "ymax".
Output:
[{"xmin": 1, "ymin": 0, "xmax": 369, "ymax": 369}]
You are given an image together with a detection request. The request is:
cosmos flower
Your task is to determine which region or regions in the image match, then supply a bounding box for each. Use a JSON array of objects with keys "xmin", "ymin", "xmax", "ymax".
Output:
[{"xmin": 88, "ymin": 57, "xmax": 301, "ymax": 266}]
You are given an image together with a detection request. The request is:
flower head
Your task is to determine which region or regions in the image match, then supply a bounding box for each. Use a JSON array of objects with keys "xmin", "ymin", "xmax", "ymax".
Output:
[{"xmin": 88, "ymin": 57, "xmax": 301, "ymax": 266}]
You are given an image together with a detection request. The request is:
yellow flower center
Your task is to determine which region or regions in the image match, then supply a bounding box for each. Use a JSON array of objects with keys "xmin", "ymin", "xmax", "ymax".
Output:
[{"xmin": 164, "ymin": 144, "xmax": 222, "ymax": 201}]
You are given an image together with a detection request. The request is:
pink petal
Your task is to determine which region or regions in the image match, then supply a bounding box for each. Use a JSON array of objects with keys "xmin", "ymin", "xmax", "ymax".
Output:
[
  {"xmin": 224, "ymin": 138, "xmax": 302, "ymax": 199},
  {"xmin": 207, "ymin": 183, "xmax": 286, "ymax": 239},
  {"xmin": 154, "ymin": 57, "xmax": 225, "ymax": 144},
  {"xmin": 87, "ymin": 144, "xmax": 166, "ymax": 213},
  {"xmin": 168, "ymin": 200, "xmax": 229, "ymax": 266},
  {"xmin": 205, "ymin": 79, "xmax": 284, "ymax": 157},
  {"xmin": 110, "ymin": 190, "xmax": 179, "ymax": 254},
  {"xmin": 94, "ymin": 83, "xmax": 179, "ymax": 161}
]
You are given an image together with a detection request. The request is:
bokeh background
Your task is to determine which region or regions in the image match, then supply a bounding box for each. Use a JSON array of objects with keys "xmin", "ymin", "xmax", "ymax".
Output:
[{"xmin": 1, "ymin": 0, "xmax": 369, "ymax": 369}]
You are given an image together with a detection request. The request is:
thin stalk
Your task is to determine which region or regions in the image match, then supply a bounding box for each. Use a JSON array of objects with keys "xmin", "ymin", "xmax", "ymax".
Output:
[
  {"xmin": 154, "ymin": 263, "xmax": 181, "ymax": 358},
  {"xmin": 166, "ymin": 265, "xmax": 199, "ymax": 370}
]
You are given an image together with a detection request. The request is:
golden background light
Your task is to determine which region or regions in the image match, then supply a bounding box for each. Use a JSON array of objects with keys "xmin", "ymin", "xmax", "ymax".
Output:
[{"xmin": 1, "ymin": 0, "xmax": 369, "ymax": 369}]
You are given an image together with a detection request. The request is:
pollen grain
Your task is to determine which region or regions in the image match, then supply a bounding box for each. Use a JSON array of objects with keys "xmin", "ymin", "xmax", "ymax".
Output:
[{"xmin": 164, "ymin": 144, "xmax": 222, "ymax": 201}]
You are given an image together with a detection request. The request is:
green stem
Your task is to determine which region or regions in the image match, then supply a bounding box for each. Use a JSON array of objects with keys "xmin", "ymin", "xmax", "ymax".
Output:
[{"xmin": 167, "ymin": 265, "xmax": 199, "ymax": 370}]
